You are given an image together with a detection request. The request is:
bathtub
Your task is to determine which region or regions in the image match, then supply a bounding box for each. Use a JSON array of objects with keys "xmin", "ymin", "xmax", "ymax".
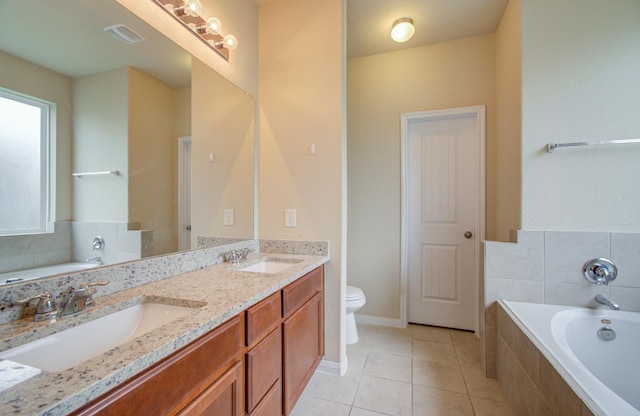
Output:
[
  {"xmin": 499, "ymin": 300, "xmax": 639, "ymax": 416},
  {"xmin": 0, "ymin": 262, "xmax": 99, "ymax": 285}
]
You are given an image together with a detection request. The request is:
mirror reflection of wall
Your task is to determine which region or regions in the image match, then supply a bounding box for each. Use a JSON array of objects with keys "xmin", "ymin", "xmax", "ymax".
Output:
[{"xmin": 0, "ymin": 0, "xmax": 254, "ymax": 284}]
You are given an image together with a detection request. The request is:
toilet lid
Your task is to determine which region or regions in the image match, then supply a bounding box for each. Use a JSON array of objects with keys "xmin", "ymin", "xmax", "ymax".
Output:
[{"xmin": 346, "ymin": 285, "xmax": 364, "ymax": 301}]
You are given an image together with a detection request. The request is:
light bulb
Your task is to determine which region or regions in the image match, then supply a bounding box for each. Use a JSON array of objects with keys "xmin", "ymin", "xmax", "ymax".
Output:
[
  {"xmin": 205, "ymin": 17, "xmax": 222, "ymax": 35},
  {"xmin": 391, "ymin": 18, "xmax": 415, "ymax": 43},
  {"xmin": 183, "ymin": 0, "xmax": 202, "ymax": 17},
  {"xmin": 223, "ymin": 34, "xmax": 238, "ymax": 50}
]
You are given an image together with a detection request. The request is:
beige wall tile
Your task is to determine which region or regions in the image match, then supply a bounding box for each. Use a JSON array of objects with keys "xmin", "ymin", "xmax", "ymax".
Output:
[
  {"xmin": 544, "ymin": 282, "xmax": 609, "ymax": 307},
  {"xmin": 544, "ymin": 231, "xmax": 610, "ymax": 284},
  {"xmin": 611, "ymin": 232, "xmax": 640, "ymax": 288},
  {"xmin": 538, "ymin": 358, "xmax": 581, "ymax": 416}
]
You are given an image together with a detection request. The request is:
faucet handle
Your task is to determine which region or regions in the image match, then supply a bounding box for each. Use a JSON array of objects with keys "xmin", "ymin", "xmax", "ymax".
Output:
[
  {"xmin": 79, "ymin": 281, "xmax": 109, "ymax": 307},
  {"xmin": 80, "ymin": 280, "xmax": 109, "ymax": 289},
  {"xmin": 15, "ymin": 291, "xmax": 59, "ymax": 322}
]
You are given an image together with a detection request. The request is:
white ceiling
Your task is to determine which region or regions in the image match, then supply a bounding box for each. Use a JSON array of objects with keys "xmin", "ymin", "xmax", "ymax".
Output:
[
  {"xmin": 0, "ymin": 0, "xmax": 191, "ymax": 88},
  {"xmin": 347, "ymin": 0, "xmax": 509, "ymax": 58}
]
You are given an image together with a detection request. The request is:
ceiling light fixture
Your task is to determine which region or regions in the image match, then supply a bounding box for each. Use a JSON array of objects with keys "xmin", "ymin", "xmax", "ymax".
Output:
[
  {"xmin": 153, "ymin": 0, "xmax": 238, "ymax": 61},
  {"xmin": 391, "ymin": 17, "xmax": 415, "ymax": 43}
]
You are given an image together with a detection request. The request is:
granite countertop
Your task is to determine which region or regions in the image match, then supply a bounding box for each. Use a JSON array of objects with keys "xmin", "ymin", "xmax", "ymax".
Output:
[{"xmin": 0, "ymin": 253, "xmax": 328, "ymax": 415}]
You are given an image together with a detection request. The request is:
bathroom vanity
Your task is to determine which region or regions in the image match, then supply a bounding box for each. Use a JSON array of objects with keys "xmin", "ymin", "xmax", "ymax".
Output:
[{"xmin": 0, "ymin": 253, "xmax": 327, "ymax": 416}]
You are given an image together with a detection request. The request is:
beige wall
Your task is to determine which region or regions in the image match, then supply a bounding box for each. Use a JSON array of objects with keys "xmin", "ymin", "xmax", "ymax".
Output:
[
  {"xmin": 520, "ymin": 0, "xmax": 640, "ymax": 232},
  {"xmin": 116, "ymin": 0, "xmax": 258, "ymax": 97},
  {"xmin": 259, "ymin": 0, "xmax": 346, "ymax": 366},
  {"xmin": 347, "ymin": 35, "xmax": 496, "ymax": 321},
  {"xmin": 493, "ymin": 0, "xmax": 522, "ymax": 242},
  {"xmin": 0, "ymin": 50, "xmax": 73, "ymax": 222},
  {"xmin": 73, "ymin": 68, "xmax": 129, "ymax": 222},
  {"xmin": 191, "ymin": 58, "xmax": 255, "ymax": 243},
  {"xmin": 128, "ymin": 67, "xmax": 177, "ymax": 256}
]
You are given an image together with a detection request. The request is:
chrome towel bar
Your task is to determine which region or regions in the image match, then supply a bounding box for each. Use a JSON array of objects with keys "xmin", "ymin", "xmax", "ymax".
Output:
[
  {"xmin": 547, "ymin": 138, "xmax": 640, "ymax": 153},
  {"xmin": 72, "ymin": 170, "xmax": 120, "ymax": 178}
]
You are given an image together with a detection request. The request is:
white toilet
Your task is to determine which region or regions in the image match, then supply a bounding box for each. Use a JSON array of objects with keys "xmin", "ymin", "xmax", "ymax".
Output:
[{"xmin": 346, "ymin": 285, "xmax": 366, "ymax": 344}]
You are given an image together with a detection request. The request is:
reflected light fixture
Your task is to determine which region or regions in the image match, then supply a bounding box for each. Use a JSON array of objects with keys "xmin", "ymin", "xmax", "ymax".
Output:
[
  {"xmin": 153, "ymin": 0, "xmax": 238, "ymax": 61},
  {"xmin": 391, "ymin": 17, "xmax": 415, "ymax": 43}
]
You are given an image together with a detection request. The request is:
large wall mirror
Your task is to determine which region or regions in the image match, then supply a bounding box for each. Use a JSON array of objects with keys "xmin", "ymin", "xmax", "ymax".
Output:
[{"xmin": 0, "ymin": 0, "xmax": 255, "ymax": 284}]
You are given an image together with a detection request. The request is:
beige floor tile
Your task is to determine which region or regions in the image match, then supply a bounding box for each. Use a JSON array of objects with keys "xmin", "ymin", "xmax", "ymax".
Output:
[
  {"xmin": 454, "ymin": 341, "xmax": 481, "ymax": 367},
  {"xmin": 412, "ymin": 339, "xmax": 458, "ymax": 366},
  {"xmin": 460, "ymin": 362, "xmax": 508, "ymax": 402},
  {"xmin": 470, "ymin": 395, "xmax": 515, "ymax": 416},
  {"xmin": 353, "ymin": 375, "xmax": 412, "ymax": 416},
  {"xmin": 450, "ymin": 329, "xmax": 479, "ymax": 346},
  {"xmin": 303, "ymin": 370, "xmax": 362, "ymax": 405},
  {"xmin": 412, "ymin": 384, "xmax": 474, "ymax": 416},
  {"xmin": 363, "ymin": 352, "xmax": 412, "ymax": 383},
  {"xmin": 346, "ymin": 349, "xmax": 369, "ymax": 375},
  {"xmin": 412, "ymin": 358, "xmax": 467, "ymax": 394},
  {"xmin": 411, "ymin": 325, "xmax": 453, "ymax": 344},
  {"xmin": 350, "ymin": 407, "xmax": 393, "ymax": 416},
  {"xmin": 351, "ymin": 334, "xmax": 413, "ymax": 357},
  {"xmin": 290, "ymin": 395, "xmax": 352, "ymax": 416}
]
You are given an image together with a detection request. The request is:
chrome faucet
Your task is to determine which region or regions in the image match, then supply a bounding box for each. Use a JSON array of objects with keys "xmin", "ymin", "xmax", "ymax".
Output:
[
  {"xmin": 224, "ymin": 248, "xmax": 252, "ymax": 265},
  {"xmin": 595, "ymin": 294, "xmax": 620, "ymax": 310},
  {"xmin": 59, "ymin": 281, "xmax": 109, "ymax": 317},
  {"xmin": 15, "ymin": 291, "xmax": 59, "ymax": 322},
  {"xmin": 86, "ymin": 256, "xmax": 103, "ymax": 265}
]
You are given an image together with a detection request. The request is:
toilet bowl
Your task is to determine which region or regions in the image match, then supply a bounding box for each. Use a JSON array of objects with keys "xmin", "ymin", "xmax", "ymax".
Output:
[{"xmin": 346, "ymin": 285, "xmax": 366, "ymax": 344}]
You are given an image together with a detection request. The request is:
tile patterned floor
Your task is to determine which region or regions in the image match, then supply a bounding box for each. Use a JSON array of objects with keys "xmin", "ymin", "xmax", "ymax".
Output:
[{"xmin": 291, "ymin": 323, "xmax": 514, "ymax": 416}]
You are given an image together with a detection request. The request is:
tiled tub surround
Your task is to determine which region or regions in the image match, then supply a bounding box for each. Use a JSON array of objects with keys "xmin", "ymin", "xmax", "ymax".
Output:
[
  {"xmin": 497, "ymin": 301, "xmax": 599, "ymax": 416},
  {"xmin": 482, "ymin": 230, "xmax": 640, "ymax": 377},
  {"xmin": 0, "ymin": 221, "xmax": 153, "ymax": 277},
  {"xmin": 0, "ymin": 249, "xmax": 328, "ymax": 415},
  {"xmin": 498, "ymin": 300, "xmax": 640, "ymax": 416}
]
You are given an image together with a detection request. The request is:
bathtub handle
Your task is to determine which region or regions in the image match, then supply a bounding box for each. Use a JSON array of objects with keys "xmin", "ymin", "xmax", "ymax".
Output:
[{"xmin": 583, "ymin": 258, "xmax": 617, "ymax": 285}]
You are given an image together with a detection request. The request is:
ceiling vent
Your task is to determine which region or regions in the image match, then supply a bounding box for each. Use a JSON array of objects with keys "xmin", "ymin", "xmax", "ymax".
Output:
[{"xmin": 103, "ymin": 24, "xmax": 145, "ymax": 44}]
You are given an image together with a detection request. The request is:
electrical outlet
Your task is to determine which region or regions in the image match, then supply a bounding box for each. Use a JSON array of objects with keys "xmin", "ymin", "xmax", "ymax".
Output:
[
  {"xmin": 285, "ymin": 209, "xmax": 296, "ymax": 227},
  {"xmin": 224, "ymin": 209, "xmax": 234, "ymax": 226}
]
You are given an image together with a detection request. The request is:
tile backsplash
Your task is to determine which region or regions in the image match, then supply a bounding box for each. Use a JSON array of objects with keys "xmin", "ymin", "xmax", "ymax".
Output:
[{"xmin": 482, "ymin": 230, "xmax": 640, "ymax": 376}]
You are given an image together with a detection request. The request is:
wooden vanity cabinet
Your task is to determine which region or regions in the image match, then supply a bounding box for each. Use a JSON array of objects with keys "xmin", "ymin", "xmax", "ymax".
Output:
[
  {"xmin": 70, "ymin": 314, "xmax": 244, "ymax": 416},
  {"xmin": 245, "ymin": 292, "xmax": 282, "ymax": 416},
  {"xmin": 282, "ymin": 266, "xmax": 324, "ymax": 416}
]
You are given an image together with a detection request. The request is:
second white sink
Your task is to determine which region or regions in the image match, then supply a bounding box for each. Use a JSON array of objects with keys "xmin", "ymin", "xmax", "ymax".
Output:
[
  {"xmin": 238, "ymin": 259, "xmax": 302, "ymax": 274},
  {"xmin": 0, "ymin": 300, "xmax": 202, "ymax": 372}
]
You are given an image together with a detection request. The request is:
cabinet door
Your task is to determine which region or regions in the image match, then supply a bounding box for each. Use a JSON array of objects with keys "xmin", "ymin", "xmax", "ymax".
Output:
[
  {"xmin": 178, "ymin": 361, "xmax": 243, "ymax": 416},
  {"xmin": 282, "ymin": 291, "xmax": 324, "ymax": 415},
  {"xmin": 249, "ymin": 381, "xmax": 281, "ymax": 416},
  {"xmin": 246, "ymin": 326, "xmax": 282, "ymax": 413}
]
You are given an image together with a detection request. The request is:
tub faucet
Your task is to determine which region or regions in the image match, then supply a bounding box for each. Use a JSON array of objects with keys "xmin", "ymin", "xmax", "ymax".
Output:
[
  {"xmin": 86, "ymin": 256, "xmax": 103, "ymax": 265},
  {"xmin": 595, "ymin": 294, "xmax": 620, "ymax": 310}
]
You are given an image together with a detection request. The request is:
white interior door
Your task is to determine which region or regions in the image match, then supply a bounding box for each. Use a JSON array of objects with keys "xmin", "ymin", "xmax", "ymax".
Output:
[
  {"xmin": 404, "ymin": 108, "xmax": 484, "ymax": 331},
  {"xmin": 178, "ymin": 137, "xmax": 192, "ymax": 251}
]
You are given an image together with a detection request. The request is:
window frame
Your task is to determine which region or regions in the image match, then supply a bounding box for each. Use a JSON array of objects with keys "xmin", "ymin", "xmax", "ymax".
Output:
[{"xmin": 0, "ymin": 87, "xmax": 56, "ymax": 236}]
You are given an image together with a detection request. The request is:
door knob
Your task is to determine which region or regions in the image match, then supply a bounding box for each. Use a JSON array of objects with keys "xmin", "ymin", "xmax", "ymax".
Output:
[
  {"xmin": 186, "ymin": 225, "xmax": 192, "ymax": 231},
  {"xmin": 464, "ymin": 231, "xmax": 473, "ymax": 239}
]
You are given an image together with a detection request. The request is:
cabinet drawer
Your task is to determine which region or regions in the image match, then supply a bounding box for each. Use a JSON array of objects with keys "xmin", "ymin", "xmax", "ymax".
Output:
[
  {"xmin": 246, "ymin": 326, "xmax": 282, "ymax": 413},
  {"xmin": 248, "ymin": 380, "xmax": 281, "ymax": 416},
  {"xmin": 71, "ymin": 315, "xmax": 243, "ymax": 416},
  {"xmin": 246, "ymin": 291, "xmax": 281, "ymax": 347},
  {"xmin": 282, "ymin": 266, "xmax": 323, "ymax": 317}
]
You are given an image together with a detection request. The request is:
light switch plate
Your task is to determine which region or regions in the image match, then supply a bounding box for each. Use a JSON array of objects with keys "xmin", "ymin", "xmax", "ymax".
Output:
[
  {"xmin": 224, "ymin": 209, "xmax": 234, "ymax": 226},
  {"xmin": 285, "ymin": 209, "xmax": 296, "ymax": 227}
]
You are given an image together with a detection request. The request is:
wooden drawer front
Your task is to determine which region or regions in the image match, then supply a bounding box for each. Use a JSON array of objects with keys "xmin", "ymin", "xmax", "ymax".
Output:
[
  {"xmin": 282, "ymin": 266, "xmax": 323, "ymax": 317},
  {"xmin": 246, "ymin": 326, "xmax": 282, "ymax": 413},
  {"xmin": 282, "ymin": 292, "xmax": 323, "ymax": 415},
  {"xmin": 177, "ymin": 361, "xmax": 243, "ymax": 416},
  {"xmin": 248, "ymin": 381, "xmax": 281, "ymax": 416},
  {"xmin": 71, "ymin": 315, "xmax": 243, "ymax": 416},
  {"xmin": 246, "ymin": 291, "xmax": 281, "ymax": 347}
]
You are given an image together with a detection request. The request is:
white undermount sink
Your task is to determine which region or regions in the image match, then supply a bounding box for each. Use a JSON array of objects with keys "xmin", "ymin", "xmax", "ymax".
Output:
[
  {"xmin": 238, "ymin": 258, "xmax": 303, "ymax": 274},
  {"xmin": 0, "ymin": 300, "xmax": 203, "ymax": 372}
]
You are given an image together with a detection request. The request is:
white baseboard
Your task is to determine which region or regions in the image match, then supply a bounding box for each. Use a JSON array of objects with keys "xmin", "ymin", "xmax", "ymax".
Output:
[
  {"xmin": 317, "ymin": 358, "xmax": 347, "ymax": 376},
  {"xmin": 355, "ymin": 313, "xmax": 405, "ymax": 328}
]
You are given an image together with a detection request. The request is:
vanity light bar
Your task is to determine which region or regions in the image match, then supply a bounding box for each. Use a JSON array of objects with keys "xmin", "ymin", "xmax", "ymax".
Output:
[{"xmin": 153, "ymin": 0, "xmax": 237, "ymax": 62}]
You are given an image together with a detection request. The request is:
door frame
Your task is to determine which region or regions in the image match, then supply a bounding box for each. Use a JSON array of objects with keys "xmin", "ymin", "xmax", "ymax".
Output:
[
  {"xmin": 178, "ymin": 136, "xmax": 192, "ymax": 251},
  {"xmin": 400, "ymin": 105, "xmax": 485, "ymax": 333}
]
